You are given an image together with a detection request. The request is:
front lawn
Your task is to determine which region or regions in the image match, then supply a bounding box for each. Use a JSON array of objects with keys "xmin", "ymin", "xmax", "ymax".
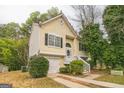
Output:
[
  {"xmin": 95, "ymin": 75, "xmax": 124, "ymax": 85},
  {"xmin": 0, "ymin": 71, "xmax": 65, "ymax": 88},
  {"xmin": 91, "ymin": 69, "xmax": 109, "ymax": 75}
]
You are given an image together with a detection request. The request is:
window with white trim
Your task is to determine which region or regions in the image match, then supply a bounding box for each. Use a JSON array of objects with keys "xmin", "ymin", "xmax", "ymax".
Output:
[{"xmin": 47, "ymin": 34, "xmax": 62, "ymax": 48}]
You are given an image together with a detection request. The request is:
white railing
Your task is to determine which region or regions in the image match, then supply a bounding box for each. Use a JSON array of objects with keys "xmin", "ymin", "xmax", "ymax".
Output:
[{"xmin": 77, "ymin": 56, "xmax": 90, "ymax": 74}]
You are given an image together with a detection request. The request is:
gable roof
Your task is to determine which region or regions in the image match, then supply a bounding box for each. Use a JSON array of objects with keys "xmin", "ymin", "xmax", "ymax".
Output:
[{"xmin": 40, "ymin": 13, "xmax": 78, "ymax": 37}]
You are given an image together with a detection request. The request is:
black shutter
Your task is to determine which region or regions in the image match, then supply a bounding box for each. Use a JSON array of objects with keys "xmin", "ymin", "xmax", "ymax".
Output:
[
  {"xmin": 45, "ymin": 33, "xmax": 48, "ymax": 45},
  {"xmin": 61, "ymin": 37, "xmax": 63, "ymax": 48}
]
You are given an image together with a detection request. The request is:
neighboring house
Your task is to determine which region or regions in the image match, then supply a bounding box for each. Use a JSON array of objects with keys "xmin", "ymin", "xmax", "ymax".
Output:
[{"xmin": 29, "ymin": 13, "xmax": 90, "ymax": 73}]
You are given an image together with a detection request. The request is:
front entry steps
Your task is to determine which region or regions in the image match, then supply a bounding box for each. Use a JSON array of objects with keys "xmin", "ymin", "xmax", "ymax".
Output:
[{"xmin": 57, "ymin": 74, "xmax": 124, "ymax": 88}]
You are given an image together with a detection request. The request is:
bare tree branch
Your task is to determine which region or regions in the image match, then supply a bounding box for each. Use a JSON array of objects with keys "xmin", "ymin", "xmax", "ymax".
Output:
[{"xmin": 71, "ymin": 5, "xmax": 101, "ymax": 29}]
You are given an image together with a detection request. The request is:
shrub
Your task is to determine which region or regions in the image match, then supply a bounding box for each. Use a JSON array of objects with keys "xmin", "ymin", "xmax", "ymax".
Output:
[
  {"xmin": 70, "ymin": 60, "xmax": 83, "ymax": 75},
  {"xmin": 59, "ymin": 64, "xmax": 70, "ymax": 73},
  {"xmin": 8, "ymin": 57, "xmax": 22, "ymax": 71},
  {"xmin": 21, "ymin": 66, "xmax": 28, "ymax": 72},
  {"xmin": 59, "ymin": 67, "xmax": 67, "ymax": 73},
  {"xmin": 59, "ymin": 65, "xmax": 70, "ymax": 73},
  {"xmin": 29, "ymin": 55, "xmax": 49, "ymax": 78}
]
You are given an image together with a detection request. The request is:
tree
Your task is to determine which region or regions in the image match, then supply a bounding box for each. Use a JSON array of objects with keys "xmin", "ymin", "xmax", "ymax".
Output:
[
  {"xmin": 15, "ymin": 38, "xmax": 29, "ymax": 66},
  {"xmin": 47, "ymin": 7, "xmax": 60, "ymax": 18},
  {"xmin": 80, "ymin": 24, "xmax": 106, "ymax": 69},
  {"xmin": 40, "ymin": 13, "xmax": 49, "ymax": 22},
  {"xmin": 0, "ymin": 38, "xmax": 28, "ymax": 70},
  {"xmin": 71, "ymin": 5, "xmax": 106, "ymax": 69},
  {"xmin": 0, "ymin": 22, "xmax": 20, "ymax": 39},
  {"xmin": 103, "ymin": 6, "xmax": 124, "ymax": 45},
  {"xmin": 103, "ymin": 5, "xmax": 124, "ymax": 68},
  {"xmin": 20, "ymin": 11, "xmax": 41, "ymax": 37},
  {"xmin": 103, "ymin": 44, "xmax": 117, "ymax": 69},
  {"xmin": 26, "ymin": 11, "xmax": 41, "ymax": 25},
  {"xmin": 103, "ymin": 5, "xmax": 124, "ymax": 45},
  {"xmin": 71, "ymin": 5, "xmax": 101, "ymax": 28},
  {"xmin": 0, "ymin": 21, "xmax": 29, "ymax": 68},
  {"xmin": 20, "ymin": 23, "xmax": 31, "ymax": 38}
]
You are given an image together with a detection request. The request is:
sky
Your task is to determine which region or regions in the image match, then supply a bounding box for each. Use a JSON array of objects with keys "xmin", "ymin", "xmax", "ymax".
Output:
[
  {"xmin": 0, "ymin": 5, "xmax": 105, "ymax": 31},
  {"xmin": 0, "ymin": 5, "xmax": 73, "ymax": 24}
]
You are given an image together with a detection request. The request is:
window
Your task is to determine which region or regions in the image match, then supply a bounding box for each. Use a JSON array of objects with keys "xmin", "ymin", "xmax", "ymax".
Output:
[
  {"xmin": 66, "ymin": 43, "xmax": 71, "ymax": 48},
  {"xmin": 45, "ymin": 33, "xmax": 62, "ymax": 48},
  {"xmin": 48, "ymin": 34, "xmax": 54, "ymax": 46},
  {"xmin": 55, "ymin": 36, "xmax": 61, "ymax": 47},
  {"xmin": 79, "ymin": 43, "xmax": 87, "ymax": 51}
]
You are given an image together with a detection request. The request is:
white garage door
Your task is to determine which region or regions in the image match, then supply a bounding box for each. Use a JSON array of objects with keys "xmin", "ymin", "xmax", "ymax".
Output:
[{"xmin": 48, "ymin": 58, "xmax": 60, "ymax": 73}]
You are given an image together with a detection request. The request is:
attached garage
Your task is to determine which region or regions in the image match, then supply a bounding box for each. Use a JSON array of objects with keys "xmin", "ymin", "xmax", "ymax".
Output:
[{"xmin": 47, "ymin": 57, "xmax": 61, "ymax": 73}]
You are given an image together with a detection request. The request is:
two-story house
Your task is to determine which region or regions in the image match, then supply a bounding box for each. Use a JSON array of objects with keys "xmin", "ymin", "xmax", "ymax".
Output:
[{"xmin": 29, "ymin": 13, "xmax": 90, "ymax": 73}]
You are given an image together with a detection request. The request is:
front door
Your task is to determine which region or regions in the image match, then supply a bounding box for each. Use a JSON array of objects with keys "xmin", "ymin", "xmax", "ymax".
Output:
[{"xmin": 65, "ymin": 43, "xmax": 72, "ymax": 64}]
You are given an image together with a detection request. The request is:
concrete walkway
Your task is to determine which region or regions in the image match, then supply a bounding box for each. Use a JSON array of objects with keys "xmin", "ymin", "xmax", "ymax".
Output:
[
  {"xmin": 57, "ymin": 74, "xmax": 124, "ymax": 88},
  {"xmin": 48, "ymin": 74, "xmax": 90, "ymax": 88},
  {"xmin": 83, "ymin": 74, "xmax": 101, "ymax": 80},
  {"xmin": 53, "ymin": 77, "xmax": 90, "ymax": 88}
]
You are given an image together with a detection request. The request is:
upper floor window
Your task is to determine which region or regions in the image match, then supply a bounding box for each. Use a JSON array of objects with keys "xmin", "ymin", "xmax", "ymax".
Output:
[
  {"xmin": 48, "ymin": 34, "xmax": 54, "ymax": 46},
  {"xmin": 55, "ymin": 36, "xmax": 61, "ymax": 47},
  {"xmin": 45, "ymin": 33, "xmax": 63, "ymax": 48}
]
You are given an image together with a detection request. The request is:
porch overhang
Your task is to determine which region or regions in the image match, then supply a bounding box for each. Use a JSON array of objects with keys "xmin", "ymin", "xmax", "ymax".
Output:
[
  {"xmin": 66, "ymin": 35, "xmax": 75, "ymax": 40},
  {"xmin": 40, "ymin": 51, "xmax": 66, "ymax": 57}
]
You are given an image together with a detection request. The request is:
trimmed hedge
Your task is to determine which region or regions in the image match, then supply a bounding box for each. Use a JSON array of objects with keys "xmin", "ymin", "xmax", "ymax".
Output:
[
  {"xmin": 29, "ymin": 55, "xmax": 49, "ymax": 78},
  {"xmin": 70, "ymin": 60, "xmax": 83, "ymax": 75}
]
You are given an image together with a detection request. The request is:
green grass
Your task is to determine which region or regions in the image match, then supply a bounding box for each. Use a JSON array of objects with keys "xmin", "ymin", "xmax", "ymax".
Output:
[
  {"xmin": 95, "ymin": 75, "xmax": 124, "ymax": 85},
  {"xmin": 0, "ymin": 71, "xmax": 65, "ymax": 88}
]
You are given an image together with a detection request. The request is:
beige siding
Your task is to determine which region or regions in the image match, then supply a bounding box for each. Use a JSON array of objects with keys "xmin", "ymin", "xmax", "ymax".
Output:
[{"xmin": 39, "ymin": 18, "xmax": 75, "ymax": 56}]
